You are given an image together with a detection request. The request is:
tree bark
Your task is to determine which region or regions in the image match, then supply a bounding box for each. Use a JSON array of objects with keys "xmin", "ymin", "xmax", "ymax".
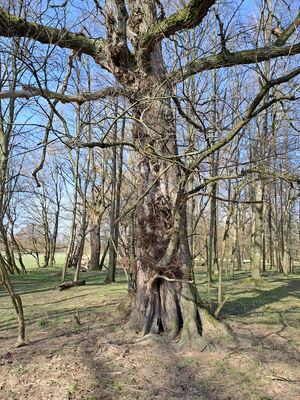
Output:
[
  {"xmin": 124, "ymin": 78, "xmax": 206, "ymax": 343},
  {"xmin": 250, "ymin": 179, "xmax": 263, "ymax": 281},
  {"xmin": 232, "ymin": 207, "xmax": 242, "ymax": 271},
  {"xmin": 0, "ymin": 254, "xmax": 26, "ymax": 346},
  {"xmin": 89, "ymin": 215, "xmax": 101, "ymax": 270},
  {"xmin": 105, "ymin": 102, "xmax": 119, "ymax": 284}
]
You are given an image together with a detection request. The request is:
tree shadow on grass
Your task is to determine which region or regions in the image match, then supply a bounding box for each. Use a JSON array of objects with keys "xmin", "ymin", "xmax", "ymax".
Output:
[
  {"xmin": 0, "ymin": 268, "xmax": 127, "ymax": 299},
  {"xmin": 0, "ymin": 300, "xmax": 120, "ymax": 337},
  {"xmin": 221, "ymin": 277, "xmax": 300, "ymax": 318},
  {"xmin": 0, "ymin": 277, "xmax": 123, "ymax": 298}
]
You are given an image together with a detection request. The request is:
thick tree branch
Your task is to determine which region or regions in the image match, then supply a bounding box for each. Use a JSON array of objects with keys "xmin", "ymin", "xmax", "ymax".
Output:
[
  {"xmin": 192, "ymin": 193, "xmax": 264, "ymax": 204},
  {"xmin": 0, "ymin": 85, "xmax": 128, "ymax": 103},
  {"xmin": 105, "ymin": 0, "xmax": 132, "ymax": 70},
  {"xmin": 151, "ymin": 274, "xmax": 194, "ymax": 285},
  {"xmin": 0, "ymin": 8, "xmax": 109, "ymax": 69},
  {"xmin": 141, "ymin": 0, "xmax": 215, "ymax": 55},
  {"xmin": 273, "ymin": 9, "xmax": 300, "ymax": 47},
  {"xmin": 171, "ymin": 42, "xmax": 300, "ymax": 84}
]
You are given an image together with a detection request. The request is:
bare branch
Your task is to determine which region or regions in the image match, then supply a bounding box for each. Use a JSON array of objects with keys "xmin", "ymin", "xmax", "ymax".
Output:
[
  {"xmin": 140, "ymin": 0, "xmax": 215, "ymax": 55},
  {"xmin": 241, "ymin": 168, "xmax": 300, "ymax": 184},
  {"xmin": 186, "ymin": 66, "xmax": 300, "ymax": 172},
  {"xmin": 172, "ymin": 95, "xmax": 204, "ymax": 132},
  {"xmin": 79, "ymin": 140, "xmax": 137, "ymax": 150},
  {"xmin": 151, "ymin": 274, "xmax": 194, "ymax": 285},
  {"xmin": 0, "ymin": 85, "xmax": 128, "ymax": 104},
  {"xmin": 32, "ymin": 51, "xmax": 76, "ymax": 187},
  {"xmin": 171, "ymin": 42, "xmax": 300, "ymax": 85},
  {"xmin": 273, "ymin": 9, "xmax": 300, "ymax": 46},
  {"xmin": 0, "ymin": 8, "xmax": 109, "ymax": 69}
]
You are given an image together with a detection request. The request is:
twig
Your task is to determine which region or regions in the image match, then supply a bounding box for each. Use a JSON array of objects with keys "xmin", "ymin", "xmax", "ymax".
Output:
[{"xmin": 267, "ymin": 372, "xmax": 300, "ymax": 383}]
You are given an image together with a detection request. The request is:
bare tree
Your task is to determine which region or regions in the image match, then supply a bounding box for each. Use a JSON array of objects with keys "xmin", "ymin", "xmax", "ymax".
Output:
[{"xmin": 0, "ymin": 1, "xmax": 299, "ymax": 345}]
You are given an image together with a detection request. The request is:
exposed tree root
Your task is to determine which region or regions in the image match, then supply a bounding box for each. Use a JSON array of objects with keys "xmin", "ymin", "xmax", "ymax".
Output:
[
  {"xmin": 244, "ymin": 278, "xmax": 265, "ymax": 287},
  {"xmin": 15, "ymin": 339, "xmax": 28, "ymax": 348},
  {"xmin": 122, "ymin": 280, "xmax": 230, "ymax": 349},
  {"xmin": 115, "ymin": 292, "xmax": 134, "ymax": 318}
]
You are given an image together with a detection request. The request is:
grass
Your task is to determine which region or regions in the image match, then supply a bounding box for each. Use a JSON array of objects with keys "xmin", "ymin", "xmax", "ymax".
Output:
[
  {"xmin": 1, "ymin": 257, "xmax": 299, "ymax": 341},
  {"xmin": 15, "ymin": 252, "xmax": 66, "ymax": 269},
  {"xmin": 0, "ymin": 256, "xmax": 127, "ymax": 340},
  {"xmin": 0, "ymin": 256, "xmax": 299, "ymax": 400},
  {"xmin": 194, "ymin": 266, "xmax": 300, "ymax": 327}
]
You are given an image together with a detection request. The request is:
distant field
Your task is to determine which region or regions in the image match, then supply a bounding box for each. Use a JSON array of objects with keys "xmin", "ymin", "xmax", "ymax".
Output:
[{"xmin": 15, "ymin": 252, "xmax": 66, "ymax": 269}]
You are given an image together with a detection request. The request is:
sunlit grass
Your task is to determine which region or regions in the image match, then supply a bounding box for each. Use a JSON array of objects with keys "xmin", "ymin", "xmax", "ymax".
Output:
[
  {"xmin": 16, "ymin": 252, "xmax": 66, "ymax": 269},
  {"xmin": 1, "ymin": 256, "xmax": 299, "ymax": 348},
  {"xmin": 0, "ymin": 256, "xmax": 127, "ymax": 341}
]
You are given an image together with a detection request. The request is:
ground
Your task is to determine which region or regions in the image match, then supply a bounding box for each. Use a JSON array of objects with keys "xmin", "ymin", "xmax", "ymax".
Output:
[{"xmin": 0, "ymin": 257, "xmax": 300, "ymax": 400}]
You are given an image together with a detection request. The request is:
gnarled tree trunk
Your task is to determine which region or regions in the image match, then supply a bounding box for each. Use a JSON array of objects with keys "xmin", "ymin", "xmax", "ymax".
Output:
[{"xmin": 125, "ymin": 81, "xmax": 206, "ymax": 344}]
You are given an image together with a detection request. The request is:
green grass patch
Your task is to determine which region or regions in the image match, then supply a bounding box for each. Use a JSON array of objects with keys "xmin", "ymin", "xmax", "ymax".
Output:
[
  {"xmin": 0, "ymin": 260, "xmax": 128, "ymax": 339},
  {"xmin": 1, "ymin": 256, "xmax": 299, "ymax": 356}
]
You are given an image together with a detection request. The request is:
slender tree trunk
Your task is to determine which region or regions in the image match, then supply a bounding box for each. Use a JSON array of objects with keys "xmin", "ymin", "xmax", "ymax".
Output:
[
  {"xmin": 49, "ymin": 208, "xmax": 59, "ymax": 268},
  {"xmin": 250, "ymin": 179, "xmax": 263, "ymax": 281},
  {"xmin": 73, "ymin": 207, "xmax": 88, "ymax": 282},
  {"xmin": 282, "ymin": 188, "xmax": 293, "ymax": 275},
  {"xmin": 207, "ymin": 43, "xmax": 220, "ymax": 280},
  {"xmin": 74, "ymin": 110, "xmax": 91, "ymax": 282},
  {"xmin": 99, "ymin": 242, "xmax": 109, "ymax": 271},
  {"xmin": 9, "ymin": 220, "xmax": 27, "ymax": 274},
  {"xmin": 232, "ymin": 207, "xmax": 242, "ymax": 271},
  {"xmin": 268, "ymin": 194, "xmax": 274, "ymax": 270},
  {"xmin": 105, "ymin": 108, "xmax": 125, "ymax": 283},
  {"xmin": 62, "ymin": 142, "xmax": 79, "ymax": 282},
  {"xmin": 105, "ymin": 102, "xmax": 118, "ymax": 284},
  {"xmin": 0, "ymin": 254, "xmax": 26, "ymax": 346},
  {"xmin": 185, "ymin": 29, "xmax": 196, "ymax": 261},
  {"xmin": 89, "ymin": 215, "xmax": 101, "ymax": 270},
  {"xmin": 49, "ymin": 171, "xmax": 61, "ymax": 268}
]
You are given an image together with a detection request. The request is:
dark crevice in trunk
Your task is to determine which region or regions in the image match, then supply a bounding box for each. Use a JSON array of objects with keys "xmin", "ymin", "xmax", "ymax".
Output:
[
  {"xmin": 157, "ymin": 280, "xmax": 164, "ymax": 333},
  {"xmin": 175, "ymin": 288, "xmax": 184, "ymax": 335},
  {"xmin": 196, "ymin": 308, "xmax": 203, "ymax": 336}
]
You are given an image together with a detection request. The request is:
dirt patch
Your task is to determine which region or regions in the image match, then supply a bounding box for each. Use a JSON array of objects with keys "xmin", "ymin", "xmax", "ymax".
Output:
[{"xmin": 1, "ymin": 308, "xmax": 300, "ymax": 400}]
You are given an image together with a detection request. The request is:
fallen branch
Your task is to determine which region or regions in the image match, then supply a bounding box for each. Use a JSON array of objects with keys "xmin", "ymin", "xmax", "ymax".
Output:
[
  {"xmin": 267, "ymin": 372, "xmax": 300, "ymax": 383},
  {"xmin": 58, "ymin": 279, "xmax": 86, "ymax": 291}
]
